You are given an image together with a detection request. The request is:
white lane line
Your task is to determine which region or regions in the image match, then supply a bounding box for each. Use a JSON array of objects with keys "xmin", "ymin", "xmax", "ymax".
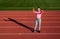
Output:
[
  {"xmin": 0, "ymin": 26, "xmax": 21, "ymax": 28},
  {"xmin": 0, "ymin": 33, "xmax": 60, "ymax": 35},
  {"xmin": 19, "ymin": 33, "xmax": 60, "ymax": 35},
  {"xmin": 42, "ymin": 26, "xmax": 60, "ymax": 28},
  {"xmin": 0, "ymin": 26, "xmax": 60, "ymax": 28},
  {"xmin": 0, "ymin": 15, "xmax": 34, "ymax": 16},
  {"xmin": 0, "ymin": 22, "xmax": 60, "ymax": 23}
]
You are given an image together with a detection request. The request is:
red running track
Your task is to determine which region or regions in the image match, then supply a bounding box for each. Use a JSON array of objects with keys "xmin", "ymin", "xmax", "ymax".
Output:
[{"xmin": 0, "ymin": 10, "xmax": 60, "ymax": 39}]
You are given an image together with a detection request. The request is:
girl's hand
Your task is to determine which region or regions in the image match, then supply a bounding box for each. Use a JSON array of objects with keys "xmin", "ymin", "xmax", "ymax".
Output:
[
  {"xmin": 32, "ymin": 8, "xmax": 34, "ymax": 12},
  {"xmin": 41, "ymin": 10, "xmax": 44, "ymax": 13}
]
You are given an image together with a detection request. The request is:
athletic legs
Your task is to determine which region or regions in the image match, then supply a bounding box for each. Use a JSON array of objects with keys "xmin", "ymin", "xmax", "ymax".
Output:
[{"xmin": 34, "ymin": 18, "xmax": 41, "ymax": 32}]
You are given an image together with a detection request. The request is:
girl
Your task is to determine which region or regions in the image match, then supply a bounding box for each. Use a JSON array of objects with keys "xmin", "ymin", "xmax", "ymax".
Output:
[{"xmin": 33, "ymin": 7, "xmax": 44, "ymax": 33}]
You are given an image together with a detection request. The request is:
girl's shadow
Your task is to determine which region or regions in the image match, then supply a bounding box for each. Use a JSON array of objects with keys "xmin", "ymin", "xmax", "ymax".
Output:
[{"xmin": 4, "ymin": 18, "xmax": 34, "ymax": 32}]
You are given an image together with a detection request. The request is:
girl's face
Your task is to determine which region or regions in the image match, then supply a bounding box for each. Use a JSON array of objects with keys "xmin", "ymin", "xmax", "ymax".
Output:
[
  {"xmin": 36, "ymin": 8, "xmax": 41, "ymax": 11},
  {"xmin": 38, "ymin": 8, "xmax": 41, "ymax": 10}
]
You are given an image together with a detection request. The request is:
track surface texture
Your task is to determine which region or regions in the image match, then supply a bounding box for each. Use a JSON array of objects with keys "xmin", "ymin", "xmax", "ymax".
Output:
[{"xmin": 0, "ymin": 10, "xmax": 60, "ymax": 39}]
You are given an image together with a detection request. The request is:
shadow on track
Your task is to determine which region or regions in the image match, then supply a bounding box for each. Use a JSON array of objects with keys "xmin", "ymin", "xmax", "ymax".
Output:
[{"xmin": 4, "ymin": 18, "xmax": 34, "ymax": 32}]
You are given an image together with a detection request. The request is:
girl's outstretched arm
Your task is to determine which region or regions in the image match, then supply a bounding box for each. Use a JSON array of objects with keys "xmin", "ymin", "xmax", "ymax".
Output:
[
  {"xmin": 41, "ymin": 10, "xmax": 44, "ymax": 13},
  {"xmin": 32, "ymin": 7, "xmax": 35, "ymax": 13}
]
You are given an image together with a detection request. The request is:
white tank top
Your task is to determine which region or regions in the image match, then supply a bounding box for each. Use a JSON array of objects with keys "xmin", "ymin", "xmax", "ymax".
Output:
[
  {"xmin": 34, "ymin": 8, "xmax": 42, "ymax": 18},
  {"xmin": 36, "ymin": 14, "xmax": 41, "ymax": 18}
]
